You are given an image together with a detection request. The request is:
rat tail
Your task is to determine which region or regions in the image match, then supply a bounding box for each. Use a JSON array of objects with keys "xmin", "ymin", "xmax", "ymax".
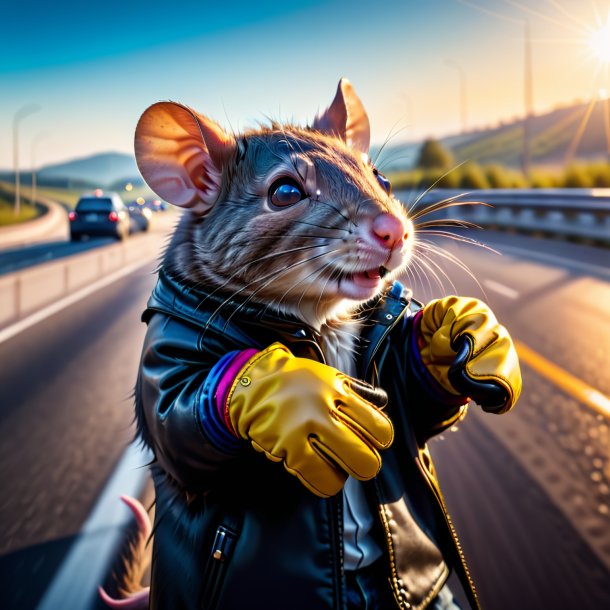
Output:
[{"xmin": 98, "ymin": 496, "xmax": 152, "ymax": 609}]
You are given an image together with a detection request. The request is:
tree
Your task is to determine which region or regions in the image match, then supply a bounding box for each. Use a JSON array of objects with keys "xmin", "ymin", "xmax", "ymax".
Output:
[{"xmin": 416, "ymin": 139, "xmax": 455, "ymax": 170}]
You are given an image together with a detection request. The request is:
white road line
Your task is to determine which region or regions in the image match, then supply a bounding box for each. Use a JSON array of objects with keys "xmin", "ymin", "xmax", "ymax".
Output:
[
  {"xmin": 36, "ymin": 442, "xmax": 152, "ymax": 610},
  {"xmin": 483, "ymin": 279, "xmax": 520, "ymax": 300},
  {"xmin": 497, "ymin": 244, "xmax": 610, "ymax": 278},
  {"xmin": 0, "ymin": 259, "xmax": 154, "ymax": 346}
]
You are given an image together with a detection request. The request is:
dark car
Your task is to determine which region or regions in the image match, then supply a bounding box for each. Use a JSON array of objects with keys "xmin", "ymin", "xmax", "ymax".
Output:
[
  {"xmin": 126, "ymin": 201, "xmax": 152, "ymax": 233},
  {"xmin": 145, "ymin": 199, "xmax": 169, "ymax": 213},
  {"xmin": 69, "ymin": 191, "xmax": 130, "ymax": 241}
]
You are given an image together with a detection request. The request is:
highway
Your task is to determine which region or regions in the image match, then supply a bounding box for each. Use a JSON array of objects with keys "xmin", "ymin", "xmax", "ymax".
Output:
[{"xmin": 0, "ymin": 227, "xmax": 608, "ymax": 609}]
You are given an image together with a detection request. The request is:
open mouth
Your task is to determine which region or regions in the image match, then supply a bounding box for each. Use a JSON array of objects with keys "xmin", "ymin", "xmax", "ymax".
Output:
[
  {"xmin": 348, "ymin": 265, "xmax": 390, "ymax": 282},
  {"xmin": 361, "ymin": 266, "xmax": 389, "ymax": 281},
  {"xmin": 337, "ymin": 265, "xmax": 391, "ymax": 299}
]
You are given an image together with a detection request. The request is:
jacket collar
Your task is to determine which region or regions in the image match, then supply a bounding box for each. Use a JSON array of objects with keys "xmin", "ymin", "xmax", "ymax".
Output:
[{"xmin": 144, "ymin": 269, "xmax": 412, "ymax": 376}]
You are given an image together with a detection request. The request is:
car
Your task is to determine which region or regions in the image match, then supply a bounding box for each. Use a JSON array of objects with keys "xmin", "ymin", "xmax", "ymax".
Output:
[
  {"xmin": 69, "ymin": 190, "xmax": 131, "ymax": 241},
  {"xmin": 126, "ymin": 201, "xmax": 152, "ymax": 233},
  {"xmin": 145, "ymin": 199, "xmax": 168, "ymax": 213}
]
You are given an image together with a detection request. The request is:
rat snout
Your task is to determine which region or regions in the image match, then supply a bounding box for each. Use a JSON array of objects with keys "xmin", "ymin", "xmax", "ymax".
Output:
[{"xmin": 371, "ymin": 213, "xmax": 408, "ymax": 250}]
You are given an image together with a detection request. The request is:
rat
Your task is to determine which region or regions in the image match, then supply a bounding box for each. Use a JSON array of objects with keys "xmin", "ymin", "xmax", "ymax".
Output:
[{"xmin": 100, "ymin": 78, "xmax": 521, "ymax": 610}]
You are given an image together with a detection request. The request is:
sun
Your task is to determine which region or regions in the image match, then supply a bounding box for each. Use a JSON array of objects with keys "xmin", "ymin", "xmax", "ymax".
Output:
[{"xmin": 589, "ymin": 18, "xmax": 610, "ymax": 63}]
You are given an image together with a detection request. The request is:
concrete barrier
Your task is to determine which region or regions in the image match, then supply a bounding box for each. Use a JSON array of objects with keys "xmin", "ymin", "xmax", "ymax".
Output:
[{"xmin": 0, "ymin": 215, "xmax": 175, "ymax": 331}]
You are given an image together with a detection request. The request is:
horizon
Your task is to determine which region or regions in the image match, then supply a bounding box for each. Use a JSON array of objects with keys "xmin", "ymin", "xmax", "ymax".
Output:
[
  {"xmin": 0, "ymin": 95, "xmax": 597, "ymax": 175},
  {"xmin": 2, "ymin": 0, "xmax": 609, "ymax": 169}
]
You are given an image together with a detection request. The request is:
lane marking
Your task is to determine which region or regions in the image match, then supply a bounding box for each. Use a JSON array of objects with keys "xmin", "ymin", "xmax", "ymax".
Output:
[
  {"xmin": 497, "ymin": 244, "xmax": 610, "ymax": 279},
  {"xmin": 483, "ymin": 279, "xmax": 519, "ymax": 300},
  {"xmin": 0, "ymin": 259, "xmax": 154, "ymax": 346},
  {"xmin": 515, "ymin": 339, "xmax": 610, "ymax": 419},
  {"xmin": 36, "ymin": 442, "xmax": 152, "ymax": 610}
]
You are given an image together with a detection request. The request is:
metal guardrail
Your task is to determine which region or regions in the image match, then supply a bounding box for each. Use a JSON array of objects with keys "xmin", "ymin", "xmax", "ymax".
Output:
[{"xmin": 398, "ymin": 188, "xmax": 610, "ymax": 245}]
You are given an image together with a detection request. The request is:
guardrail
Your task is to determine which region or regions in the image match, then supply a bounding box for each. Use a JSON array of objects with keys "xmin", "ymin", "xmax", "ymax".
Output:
[{"xmin": 397, "ymin": 188, "xmax": 610, "ymax": 245}]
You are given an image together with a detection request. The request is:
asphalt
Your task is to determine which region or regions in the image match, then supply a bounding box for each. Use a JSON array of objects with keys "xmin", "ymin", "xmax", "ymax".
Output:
[
  {"xmin": 0, "ymin": 228, "xmax": 608, "ymax": 609},
  {"xmin": 0, "ymin": 262, "xmax": 156, "ymax": 609}
]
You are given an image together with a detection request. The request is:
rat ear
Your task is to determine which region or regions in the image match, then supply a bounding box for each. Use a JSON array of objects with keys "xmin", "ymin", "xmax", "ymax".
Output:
[
  {"xmin": 134, "ymin": 101, "xmax": 236, "ymax": 215},
  {"xmin": 312, "ymin": 78, "xmax": 371, "ymax": 154}
]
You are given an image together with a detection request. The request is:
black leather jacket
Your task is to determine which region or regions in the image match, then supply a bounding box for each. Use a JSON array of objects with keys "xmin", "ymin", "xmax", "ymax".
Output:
[{"xmin": 136, "ymin": 270, "xmax": 480, "ymax": 610}]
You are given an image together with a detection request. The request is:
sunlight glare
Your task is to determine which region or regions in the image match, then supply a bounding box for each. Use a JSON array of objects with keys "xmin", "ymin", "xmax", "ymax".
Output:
[{"xmin": 589, "ymin": 18, "xmax": 610, "ymax": 63}]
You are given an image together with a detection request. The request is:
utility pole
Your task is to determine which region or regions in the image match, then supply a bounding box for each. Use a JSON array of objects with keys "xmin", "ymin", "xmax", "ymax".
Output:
[
  {"xmin": 523, "ymin": 21, "xmax": 534, "ymax": 180},
  {"xmin": 445, "ymin": 59, "xmax": 468, "ymax": 134},
  {"xmin": 12, "ymin": 104, "xmax": 41, "ymax": 216}
]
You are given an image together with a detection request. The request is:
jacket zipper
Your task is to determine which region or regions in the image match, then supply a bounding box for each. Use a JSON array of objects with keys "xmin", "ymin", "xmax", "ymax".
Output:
[
  {"xmin": 201, "ymin": 524, "xmax": 239, "ymax": 610},
  {"xmin": 329, "ymin": 496, "xmax": 345, "ymax": 610}
]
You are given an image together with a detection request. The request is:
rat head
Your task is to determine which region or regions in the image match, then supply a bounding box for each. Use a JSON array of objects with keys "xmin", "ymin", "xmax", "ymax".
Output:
[{"xmin": 135, "ymin": 79, "xmax": 413, "ymax": 327}]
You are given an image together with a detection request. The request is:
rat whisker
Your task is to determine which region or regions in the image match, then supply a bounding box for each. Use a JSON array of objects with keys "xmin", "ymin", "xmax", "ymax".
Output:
[
  {"xmin": 313, "ymin": 197, "xmax": 352, "ymax": 224},
  {"xmin": 415, "ymin": 219, "xmax": 481, "ymax": 230},
  {"xmin": 291, "ymin": 219, "xmax": 349, "ymax": 234},
  {"xmin": 371, "ymin": 120, "xmax": 408, "ymax": 168},
  {"xmin": 414, "ymin": 239, "xmax": 485, "ymax": 293},
  {"xmin": 219, "ymin": 248, "xmax": 342, "ymax": 331},
  {"xmin": 407, "ymin": 163, "xmax": 468, "ymax": 213},
  {"xmin": 409, "ymin": 193, "xmax": 487, "ymax": 221},
  {"xmin": 406, "ymin": 251, "xmax": 437, "ymax": 298},
  {"xmin": 415, "ymin": 229, "xmax": 500, "ymax": 255},
  {"xmin": 412, "ymin": 247, "xmax": 459, "ymax": 295},
  {"xmin": 190, "ymin": 242, "xmax": 331, "ymax": 317}
]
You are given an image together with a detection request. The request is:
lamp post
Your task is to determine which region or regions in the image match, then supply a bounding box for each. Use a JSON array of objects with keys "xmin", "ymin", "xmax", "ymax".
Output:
[
  {"xmin": 31, "ymin": 132, "xmax": 48, "ymax": 209},
  {"xmin": 13, "ymin": 104, "xmax": 41, "ymax": 216},
  {"xmin": 523, "ymin": 20, "xmax": 533, "ymax": 180},
  {"xmin": 445, "ymin": 59, "xmax": 468, "ymax": 133}
]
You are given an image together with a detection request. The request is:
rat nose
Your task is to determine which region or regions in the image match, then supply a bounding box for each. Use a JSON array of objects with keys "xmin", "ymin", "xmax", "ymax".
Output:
[{"xmin": 371, "ymin": 213, "xmax": 408, "ymax": 249}]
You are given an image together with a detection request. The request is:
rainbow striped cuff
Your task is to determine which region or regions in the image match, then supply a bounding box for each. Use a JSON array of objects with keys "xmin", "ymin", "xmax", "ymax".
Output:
[{"xmin": 198, "ymin": 349, "xmax": 256, "ymax": 454}]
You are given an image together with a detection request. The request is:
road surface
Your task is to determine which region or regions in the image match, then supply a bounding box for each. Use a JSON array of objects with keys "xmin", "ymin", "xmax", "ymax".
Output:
[{"xmin": 0, "ymin": 228, "xmax": 608, "ymax": 609}]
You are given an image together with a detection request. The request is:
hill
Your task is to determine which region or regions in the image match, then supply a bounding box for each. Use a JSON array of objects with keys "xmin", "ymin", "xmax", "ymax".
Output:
[
  {"xmin": 0, "ymin": 152, "xmax": 144, "ymax": 189},
  {"xmin": 375, "ymin": 99, "xmax": 610, "ymax": 171},
  {"xmin": 38, "ymin": 152, "xmax": 140, "ymax": 187}
]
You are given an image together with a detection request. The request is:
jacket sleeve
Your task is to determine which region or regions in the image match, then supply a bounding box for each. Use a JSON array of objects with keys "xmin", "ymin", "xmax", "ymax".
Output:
[
  {"xmin": 386, "ymin": 306, "xmax": 468, "ymax": 444},
  {"xmin": 135, "ymin": 312, "xmax": 248, "ymax": 491}
]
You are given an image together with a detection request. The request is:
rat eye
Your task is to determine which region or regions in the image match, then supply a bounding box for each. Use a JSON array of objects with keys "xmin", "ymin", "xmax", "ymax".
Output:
[
  {"xmin": 269, "ymin": 178, "xmax": 306, "ymax": 208},
  {"xmin": 372, "ymin": 167, "xmax": 392, "ymax": 195}
]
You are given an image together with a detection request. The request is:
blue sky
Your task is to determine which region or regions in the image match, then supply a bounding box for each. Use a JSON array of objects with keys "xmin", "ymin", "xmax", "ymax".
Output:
[{"xmin": 1, "ymin": 0, "xmax": 608, "ymax": 168}]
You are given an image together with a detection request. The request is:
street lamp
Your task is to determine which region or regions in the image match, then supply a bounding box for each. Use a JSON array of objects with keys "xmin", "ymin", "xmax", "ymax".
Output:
[
  {"xmin": 31, "ymin": 132, "xmax": 48, "ymax": 209},
  {"xmin": 13, "ymin": 104, "xmax": 41, "ymax": 216},
  {"xmin": 444, "ymin": 59, "xmax": 468, "ymax": 133}
]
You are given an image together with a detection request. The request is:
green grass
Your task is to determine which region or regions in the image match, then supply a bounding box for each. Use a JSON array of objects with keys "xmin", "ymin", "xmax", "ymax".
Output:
[
  {"xmin": 389, "ymin": 159, "xmax": 610, "ymax": 190},
  {"xmin": 0, "ymin": 197, "xmax": 41, "ymax": 226}
]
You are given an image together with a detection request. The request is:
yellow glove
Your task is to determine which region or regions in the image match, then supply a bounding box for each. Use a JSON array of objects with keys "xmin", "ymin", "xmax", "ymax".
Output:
[
  {"xmin": 225, "ymin": 343, "xmax": 394, "ymax": 497},
  {"xmin": 418, "ymin": 296, "xmax": 522, "ymax": 413}
]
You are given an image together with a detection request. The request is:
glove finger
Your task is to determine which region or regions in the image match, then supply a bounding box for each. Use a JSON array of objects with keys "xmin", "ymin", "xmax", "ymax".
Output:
[
  {"xmin": 309, "ymin": 432, "xmax": 382, "ymax": 483},
  {"xmin": 345, "ymin": 378, "xmax": 388, "ymax": 409},
  {"xmin": 251, "ymin": 439, "xmax": 346, "ymax": 498},
  {"xmin": 449, "ymin": 335, "xmax": 519, "ymax": 413},
  {"xmin": 336, "ymin": 391, "xmax": 394, "ymax": 449}
]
